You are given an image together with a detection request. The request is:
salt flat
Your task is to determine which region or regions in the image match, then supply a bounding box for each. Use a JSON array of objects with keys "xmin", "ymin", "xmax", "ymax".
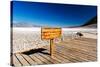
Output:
[{"xmin": 12, "ymin": 27, "xmax": 97, "ymax": 53}]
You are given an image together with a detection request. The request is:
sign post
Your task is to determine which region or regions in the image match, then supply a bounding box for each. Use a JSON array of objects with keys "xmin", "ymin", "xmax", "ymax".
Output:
[
  {"xmin": 41, "ymin": 28, "xmax": 61, "ymax": 57},
  {"xmin": 50, "ymin": 39, "xmax": 54, "ymax": 57}
]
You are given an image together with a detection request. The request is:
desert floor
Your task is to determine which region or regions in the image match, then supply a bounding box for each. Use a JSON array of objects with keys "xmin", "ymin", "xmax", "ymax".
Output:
[
  {"xmin": 11, "ymin": 27, "xmax": 97, "ymax": 66},
  {"xmin": 12, "ymin": 27, "xmax": 97, "ymax": 53}
]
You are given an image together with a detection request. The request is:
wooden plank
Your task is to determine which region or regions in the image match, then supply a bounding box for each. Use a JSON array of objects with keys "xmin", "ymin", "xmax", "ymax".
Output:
[
  {"xmin": 73, "ymin": 39, "xmax": 97, "ymax": 54},
  {"xmin": 65, "ymin": 39, "xmax": 96, "ymax": 48},
  {"xmin": 21, "ymin": 54, "xmax": 37, "ymax": 65},
  {"xmin": 45, "ymin": 38, "xmax": 97, "ymax": 62},
  {"xmin": 48, "ymin": 47, "xmax": 79, "ymax": 63},
  {"xmin": 15, "ymin": 53, "xmax": 30, "ymax": 66},
  {"xmin": 30, "ymin": 54, "xmax": 45, "ymax": 65},
  {"xmin": 48, "ymin": 55, "xmax": 63, "ymax": 63},
  {"xmin": 72, "ymin": 40, "xmax": 97, "ymax": 49},
  {"xmin": 41, "ymin": 49, "xmax": 64, "ymax": 63},
  {"xmin": 80, "ymin": 38, "xmax": 97, "ymax": 42},
  {"xmin": 58, "ymin": 41, "xmax": 96, "ymax": 57},
  {"xmin": 55, "ymin": 46, "xmax": 85, "ymax": 62},
  {"xmin": 20, "ymin": 54, "xmax": 31, "ymax": 65},
  {"xmin": 38, "ymin": 53, "xmax": 60, "ymax": 64},
  {"xmin": 56, "ymin": 51, "xmax": 85, "ymax": 62},
  {"xmin": 62, "ymin": 41, "xmax": 96, "ymax": 55},
  {"xmin": 58, "ymin": 43, "xmax": 95, "ymax": 57},
  {"xmin": 38, "ymin": 53, "xmax": 53, "ymax": 63},
  {"xmin": 44, "ymin": 45, "xmax": 71, "ymax": 63},
  {"xmin": 13, "ymin": 37, "xmax": 97, "ymax": 66},
  {"xmin": 56, "ymin": 50, "xmax": 89, "ymax": 62},
  {"xmin": 33, "ymin": 53, "xmax": 52, "ymax": 64},
  {"xmin": 54, "ymin": 53, "xmax": 71, "ymax": 63},
  {"xmin": 73, "ymin": 38, "xmax": 97, "ymax": 45},
  {"xmin": 56, "ymin": 44, "xmax": 96, "ymax": 61},
  {"xmin": 62, "ymin": 39, "xmax": 96, "ymax": 48},
  {"xmin": 45, "ymin": 45, "xmax": 76, "ymax": 63},
  {"xmin": 13, "ymin": 54, "xmax": 22, "ymax": 66},
  {"xmin": 35, "ymin": 47, "xmax": 63, "ymax": 64}
]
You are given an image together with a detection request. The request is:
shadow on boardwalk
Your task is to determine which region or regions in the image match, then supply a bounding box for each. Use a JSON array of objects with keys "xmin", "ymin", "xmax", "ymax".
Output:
[{"xmin": 22, "ymin": 48, "xmax": 50, "ymax": 55}]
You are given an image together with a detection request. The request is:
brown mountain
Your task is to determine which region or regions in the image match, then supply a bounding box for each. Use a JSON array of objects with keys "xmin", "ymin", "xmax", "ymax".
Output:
[{"xmin": 81, "ymin": 16, "xmax": 97, "ymax": 28}]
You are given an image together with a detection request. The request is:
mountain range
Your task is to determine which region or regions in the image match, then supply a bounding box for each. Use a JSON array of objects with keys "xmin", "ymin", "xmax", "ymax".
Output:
[
  {"xmin": 81, "ymin": 16, "xmax": 97, "ymax": 28},
  {"xmin": 12, "ymin": 16, "xmax": 97, "ymax": 28}
]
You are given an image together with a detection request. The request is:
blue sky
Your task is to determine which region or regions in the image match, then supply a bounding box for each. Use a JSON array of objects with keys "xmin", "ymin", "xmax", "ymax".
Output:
[{"xmin": 11, "ymin": 1, "xmax": 97, "ymax": 27}]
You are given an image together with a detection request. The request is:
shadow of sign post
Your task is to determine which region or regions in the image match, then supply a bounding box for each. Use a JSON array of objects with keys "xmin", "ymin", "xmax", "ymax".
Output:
[{"xmin": 41, "ymin": 28, "xmax": 62, "ymax": 57}]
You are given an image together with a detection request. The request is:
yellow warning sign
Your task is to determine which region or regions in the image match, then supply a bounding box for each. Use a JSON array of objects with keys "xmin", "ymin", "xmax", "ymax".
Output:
[{"xmin": 41, "ymin": 28, "xmax": 61, "ymax": 40}]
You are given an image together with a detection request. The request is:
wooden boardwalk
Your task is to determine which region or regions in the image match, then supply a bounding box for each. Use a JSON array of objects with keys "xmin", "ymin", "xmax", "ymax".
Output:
[{"xmin": 11, "ymin": 37, "xmax": 97, "ymax": 66}]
